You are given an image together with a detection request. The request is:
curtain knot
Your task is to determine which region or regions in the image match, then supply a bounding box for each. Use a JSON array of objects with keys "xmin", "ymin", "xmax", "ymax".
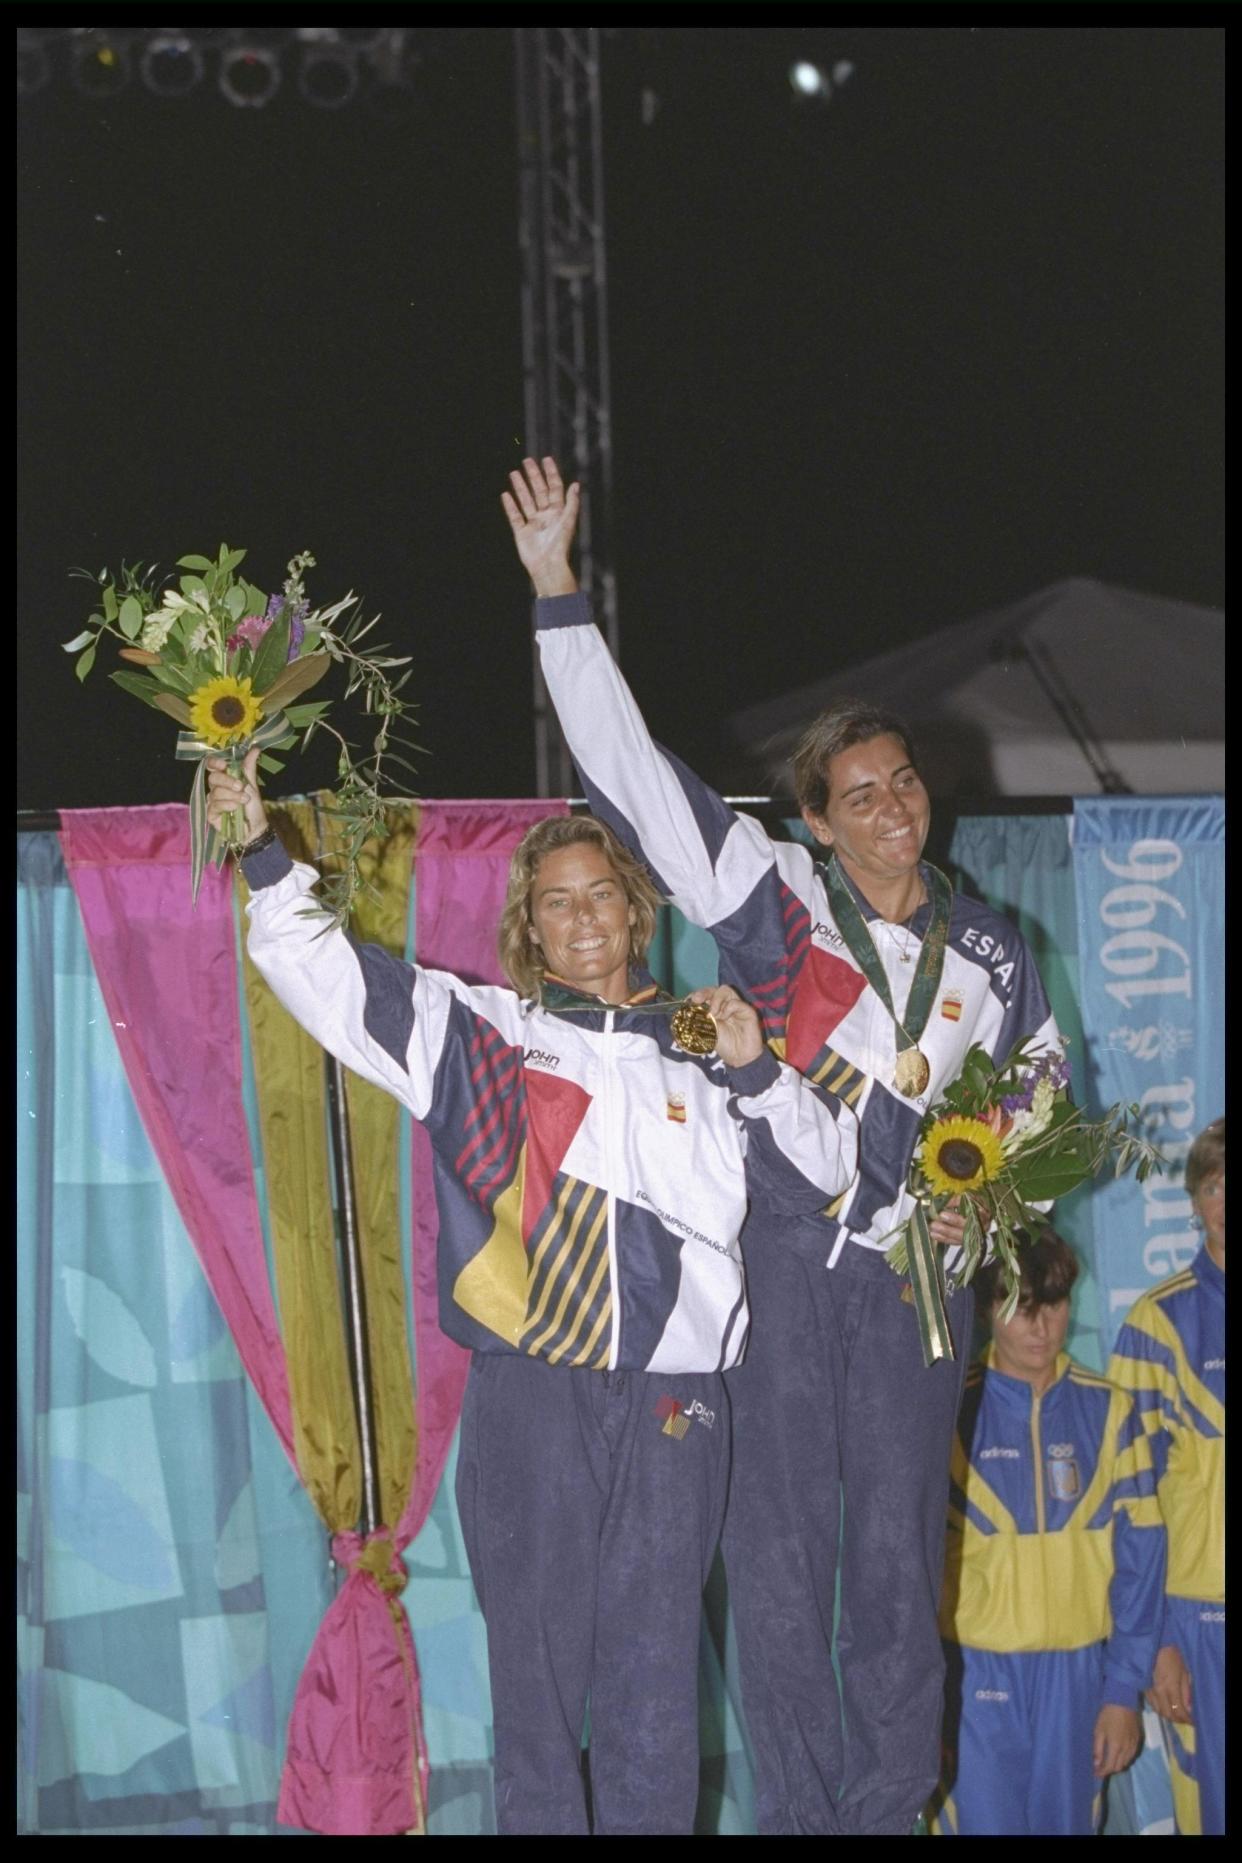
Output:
[{"xmin": 331, "ymin": 1528, "xmax": 408, "ymax": 1596}]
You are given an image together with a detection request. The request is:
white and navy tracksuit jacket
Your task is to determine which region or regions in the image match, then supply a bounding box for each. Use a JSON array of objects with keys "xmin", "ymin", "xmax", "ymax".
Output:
[
  {"xmin": 532, "ymin": 593, "xmax": 1061, "ymax": 1271},
  {"xmin": 242, "ymin": 836, "xmax": 859, "ymax": 1373}
]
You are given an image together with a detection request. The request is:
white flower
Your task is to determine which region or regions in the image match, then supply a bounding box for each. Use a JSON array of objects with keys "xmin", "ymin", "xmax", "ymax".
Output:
[
  {"xmin": 187, "ymin": 621, "xmax": 211, "ymax": 654},
  {"xmin": 141, "ymin": 613, "xmax": 175, "ymax": 650},
  {"xmin": 1002, "ymin": 1077, "xmax": 1055, "ymax": 1157},
  {"xmin": 191, "ymin": 589, "xmax": 211, "ymax": 612},
  {"xmin": 160, "ymin": 589, "xmax": 192, "ymax": 613}
]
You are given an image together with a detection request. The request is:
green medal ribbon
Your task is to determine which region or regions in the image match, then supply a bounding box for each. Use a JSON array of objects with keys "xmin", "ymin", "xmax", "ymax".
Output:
[
  {"xmin": 175, "ymin": 710, "xmax": 291, "ymax": 905},
  {"xmin": 819, "ymin": 854, "xmax": 957, "ymax": 1364},
  {"xmin": 817, "ymin": 854, "xmax": 953, "ymax": 1067}
]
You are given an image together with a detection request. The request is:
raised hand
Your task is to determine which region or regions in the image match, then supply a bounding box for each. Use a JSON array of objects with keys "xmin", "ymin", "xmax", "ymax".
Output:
[
  {"xmin": 205, "ymin": 745, "xmax": 269, "ymax": 844},
  {"xmin": 687, "ymin": 985, "xmax": 765, "ymax": 1070},
  {"xmin": 501, "ymin": 455, "xmax": 581, "ymax": 597}
]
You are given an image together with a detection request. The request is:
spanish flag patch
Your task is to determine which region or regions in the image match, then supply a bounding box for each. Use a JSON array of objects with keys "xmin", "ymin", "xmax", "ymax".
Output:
[
  {"xmin": 667, "ymin": 1094, "xmax": 687, "ymax": 1123},
  {"xmin": 940, "ymin": 991, "xmax": 964, "ymax": 1022}
]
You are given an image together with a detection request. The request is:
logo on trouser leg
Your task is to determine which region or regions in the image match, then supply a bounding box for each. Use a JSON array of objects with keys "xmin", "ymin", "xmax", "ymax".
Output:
[{"xmin": 654, "ymin": 1394, "xmax": 715, "ymax": 1437}]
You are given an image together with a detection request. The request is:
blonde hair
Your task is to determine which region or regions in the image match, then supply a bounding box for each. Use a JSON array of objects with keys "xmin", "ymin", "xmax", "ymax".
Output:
[{"xmin": 497, "ymin": 814, "xmax": 663, "ymax": 998}]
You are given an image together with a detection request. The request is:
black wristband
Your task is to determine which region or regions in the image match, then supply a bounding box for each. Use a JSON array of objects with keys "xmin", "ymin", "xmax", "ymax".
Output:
[{"xmin": 240, "ymin": 825, "xmax": 278, "ymax": 858}]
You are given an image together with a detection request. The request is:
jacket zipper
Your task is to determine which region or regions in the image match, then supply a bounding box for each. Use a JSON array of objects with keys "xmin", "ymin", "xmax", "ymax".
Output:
[
  {"xmin": 600, "ymin": 1008, "xmax": 620, "ymax": 1370},
  {"xmin": 1031, "ymin": 1388, "xmax": 1046, "ymax": 1535}
]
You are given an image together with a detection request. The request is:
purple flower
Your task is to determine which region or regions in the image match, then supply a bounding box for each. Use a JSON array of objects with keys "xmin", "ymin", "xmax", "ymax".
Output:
[{"xmin": 263, "ymin": 593, "xmax": 310, "ymax": 660}]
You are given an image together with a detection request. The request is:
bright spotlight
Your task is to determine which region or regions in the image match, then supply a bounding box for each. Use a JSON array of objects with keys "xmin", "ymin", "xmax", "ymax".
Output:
[
  {"xmin": 141, "ymin": 35, "xmax": 204, "ymax": 98},
  {"xmin": 219, "ymin": 46, "xmax": 281, "ymax": 109},
  {"xmin": 790, "ymin": 62, "xmax": 827, "ymax": 98},
  {"xmin": 298, "ymin": 47, "xmax": 359, "ymax": 110},
  {"xmin": 71, "ymin": 35, "xmax": 131, "ymax": 99},
  {"xmin": 17, "ymin": 35, "xmax": 51, "ymax": 96}
]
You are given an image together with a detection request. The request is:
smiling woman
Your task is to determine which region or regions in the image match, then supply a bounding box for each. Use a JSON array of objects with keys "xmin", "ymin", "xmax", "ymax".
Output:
[
  {"xmin": 497, "ymin": 814, "xmax": 662, "ymax": 1003},
  {"xmin": 204, "ymin": 770, "xmax": 859, "ymax": 1835}
]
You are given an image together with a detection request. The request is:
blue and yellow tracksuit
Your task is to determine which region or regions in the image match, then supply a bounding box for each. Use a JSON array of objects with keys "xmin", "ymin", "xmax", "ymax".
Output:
[
  {"xmin": 930, "ymin": 1349, "xmax": 1166, "ymax": 1835},
  {"xmin": 1109, "ymin": 1246, "xmax": 1225, "ymax": 1836}
]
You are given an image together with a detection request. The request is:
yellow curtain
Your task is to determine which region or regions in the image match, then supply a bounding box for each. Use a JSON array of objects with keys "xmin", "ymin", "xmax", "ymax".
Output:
[{"xmin": 237, "ymin": 796, "xmax": 420, "ymax": 1540}]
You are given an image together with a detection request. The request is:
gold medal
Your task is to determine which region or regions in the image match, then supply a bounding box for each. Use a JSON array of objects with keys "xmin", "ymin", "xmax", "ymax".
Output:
[
  {"xmin": 670, "ymin": 1002, "xmax": 717, "ymax": 1055},
  {"xmin": 894, "ymin": 1046, "xmax": 931, "ymax": 1097}
]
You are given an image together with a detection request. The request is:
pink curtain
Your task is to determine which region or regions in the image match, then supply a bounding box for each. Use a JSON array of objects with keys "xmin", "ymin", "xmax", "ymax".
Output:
[
  {"xmin": 63, "ymin": 796, "xmax": 564, "ymax": 1836},
  {"xmin": 60, "ymin": 806, "xmax": 296, "ymax": 1456}
]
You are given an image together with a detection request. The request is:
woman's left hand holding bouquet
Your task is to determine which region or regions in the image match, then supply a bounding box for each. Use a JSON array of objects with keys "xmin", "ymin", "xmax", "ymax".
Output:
[{"xmin": 206, "ymin": 746, "xmax": 269, "ymax": 848}]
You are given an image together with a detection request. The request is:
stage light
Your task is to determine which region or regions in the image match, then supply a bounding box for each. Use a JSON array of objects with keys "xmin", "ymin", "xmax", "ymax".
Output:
[
  {"xmin": 790, "ymin": 62, "xmax": 827, "ymax": 98},
  {"xmin": 71, "ymin": 35, "xmax": 131, "ymax": 99},
  {"xmin": 219, "ymin": 45, "xmax": 281, "ymax": 109},
  {"xmin": 140, "ymin": 35, "xmax": 204, "ymax": 99},
  {"xmin": 17, "ymin": 35, "xmax": 51, "ymax": 96},
  {"xmin": 297, "ymin": 46, "xmax": 359, "ymax": 110}
]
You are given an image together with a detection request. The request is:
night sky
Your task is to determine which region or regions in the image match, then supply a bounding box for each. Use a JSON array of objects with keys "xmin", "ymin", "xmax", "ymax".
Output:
[{"xmin": 17, "ymin": 24, "xmax": 1223, "ymax": 815}]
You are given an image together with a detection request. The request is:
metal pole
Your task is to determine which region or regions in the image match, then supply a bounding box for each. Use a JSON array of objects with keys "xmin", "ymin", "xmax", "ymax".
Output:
[{"xmin": 313, "ymin": 802, "xmax": 382, "ymax": 1537}]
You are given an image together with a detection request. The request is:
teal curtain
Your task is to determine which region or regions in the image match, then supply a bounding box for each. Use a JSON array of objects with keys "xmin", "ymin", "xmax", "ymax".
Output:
[
  {"xmin": 17, "ymin": 834, "xmax": 330, "ymax": 1836},
  {"xmin": 944, "ymin": 814, "xmax": 1100, "ymax": 1369}
]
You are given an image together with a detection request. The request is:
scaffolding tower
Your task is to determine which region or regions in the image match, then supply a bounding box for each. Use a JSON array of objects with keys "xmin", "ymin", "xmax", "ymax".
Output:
[{"xmin": 515, "ymin": 27, "xmax": 618, "ymax": 797}]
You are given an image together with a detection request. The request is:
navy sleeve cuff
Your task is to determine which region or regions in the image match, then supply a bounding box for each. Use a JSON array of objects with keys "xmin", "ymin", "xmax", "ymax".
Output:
[
  {"xmin": 727, "ymin": 1048, "xmax": 782, "ymax": 1097},
  {"xmin": 241, "ymin": 838, "xmax": 294, "ymax": 890},
  {"xmin": 533, "ymin": 591, "xmax": 593, "ymax": 633}
]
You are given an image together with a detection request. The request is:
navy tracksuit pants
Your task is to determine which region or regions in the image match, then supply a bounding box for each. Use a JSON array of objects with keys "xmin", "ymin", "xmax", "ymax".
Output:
[
  {"xmin": 455, "ymin": 1352, "xmax": 729, "ymax": 1835},
  {"xmin": 721, "ymin": 1232, "xmax": 973, "ymax": 1835}
]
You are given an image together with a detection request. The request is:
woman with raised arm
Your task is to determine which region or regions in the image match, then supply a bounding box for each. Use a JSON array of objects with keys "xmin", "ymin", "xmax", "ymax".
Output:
[
  {"xmin": 504, "ymin": 455, "xmax": 1063, "ymax": 1837},
  {"xmin": 207, "ymin": 757, "xmax": 858, "ymax": 1836}
]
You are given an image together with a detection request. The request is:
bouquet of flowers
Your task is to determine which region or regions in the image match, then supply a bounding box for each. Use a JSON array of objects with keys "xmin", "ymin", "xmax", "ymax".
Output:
[
  {"xmin": 885, "ymin": 1037, "xmax": 1164, "ymax": 1365},
  {"xmin": 63, "ymin": 546, "xmax": 417, "ymax": 926}
]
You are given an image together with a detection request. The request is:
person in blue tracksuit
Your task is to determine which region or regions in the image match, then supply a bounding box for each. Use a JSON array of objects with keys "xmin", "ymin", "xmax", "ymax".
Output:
[
  {"xmin": 930, "ymin": 1228, "xmax": 1166, "ymax": 1835},
  {"xmin": 206, "ymin": 761, "xmax": 858, "ymax": 1836},
  {"xmin": 502, "ymin": 456, "xmax": 1062, "ymax": 1835},
  {"xmin": 1109, "ymin": 1116, "xmax": 1225, "ymax": 1837}
]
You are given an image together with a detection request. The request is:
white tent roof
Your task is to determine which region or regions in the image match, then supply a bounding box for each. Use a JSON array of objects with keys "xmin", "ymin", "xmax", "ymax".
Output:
[{"xmin": 730, "ymin": 577, "xmax": 1224, "ymax": 798}]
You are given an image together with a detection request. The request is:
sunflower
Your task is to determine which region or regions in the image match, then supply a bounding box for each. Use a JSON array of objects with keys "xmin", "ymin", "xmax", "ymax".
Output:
[
  {"xmin": 188, "ymin": 673, "xmax": 263, "ymax": 747},
  {"xmin": 919, "ymin": 1115, "xmax": 1005, "ymax": 1197}
]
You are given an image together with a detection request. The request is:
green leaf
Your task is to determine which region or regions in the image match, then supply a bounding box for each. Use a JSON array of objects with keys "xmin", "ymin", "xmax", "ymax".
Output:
[
  {"xmin": 250, "ymin": 609, "xmax": 291, "ymax": 694},
  {"xmin": 108, "ymin": 668, "xmax": 166, "ymax": 710},
  {"xmin": 1017, "ymin": 1140, "xmax": 1095, "ymax": 1202},
  {"xmin": 222, "ymin": 547, "xmax": 247, "ymax": 573},
  {"xmin": 282, "ymin": 699, "xmax": 331, "ymax": 728},
  {"xmin": 242, "ymin": 582, "xmax": 268, "ymax": 616},
  {"xmin": 148, "ymin": 658, "xmax": 195, "ymax": 695},
  {"xmin": 225, "ymin": 585, "xmax": 247, "ymax": 620},
  {"xmin": 61, "ymin": 629, "xmax": 95, "ymax": 653},
  {"xmin": 178, "ymin": 574, "xmax": 207, "ymax": 600},
  {"xmin": 74, "ymin": 644, "xmax": 97, "ymax": 682},
  {"xmin": 257, "ymin": 753, "xmax": 285, "ymax": 774},
  {"xmin": 177, "ymin": 555, "xmax": 214, "ymax": 572},
  {"xmin": 118, "ymin": 595, "xmax": 144, "ymax": 640},
  {"xmin": 102, "ymin": 586, "xmax": 119, "ymax": 622}
]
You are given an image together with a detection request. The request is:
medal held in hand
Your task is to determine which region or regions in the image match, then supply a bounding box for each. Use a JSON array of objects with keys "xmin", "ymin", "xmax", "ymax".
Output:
[{"xmin": 670, "ymin": 1002, "xmax": 718, "ymax": 1055}]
